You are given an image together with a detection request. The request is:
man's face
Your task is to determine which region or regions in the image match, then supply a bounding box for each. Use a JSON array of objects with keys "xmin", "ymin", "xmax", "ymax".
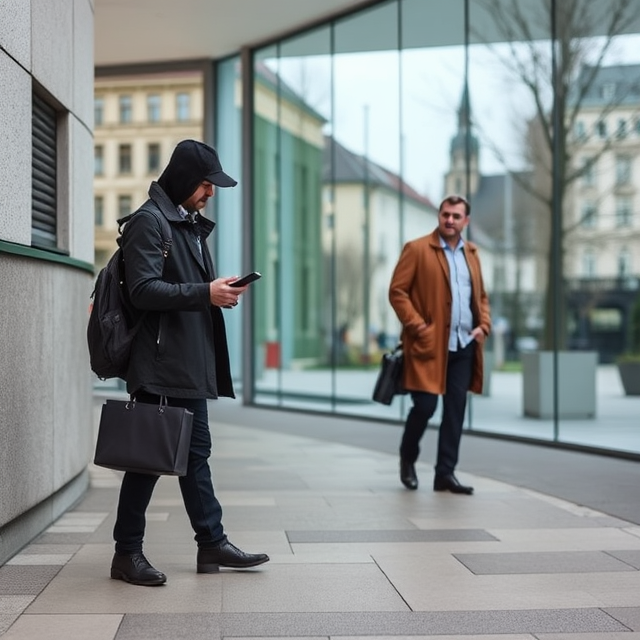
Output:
[
  {"xmin": 437, "ymin": 201, "xmax": 469, "ymax": 243},
  {"xmin": 182, "ymin": 180, "xmax": 215, "ymax": 212}
]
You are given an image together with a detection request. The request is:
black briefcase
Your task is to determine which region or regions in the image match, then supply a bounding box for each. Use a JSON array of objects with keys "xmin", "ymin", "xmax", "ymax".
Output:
[
  {"xmin": 372, "ymin": 343, "xmax": 405, "ymax": 405},
  {"xmin": 94, "ymin": 397, "xmax": 193, "ymax": 476}
]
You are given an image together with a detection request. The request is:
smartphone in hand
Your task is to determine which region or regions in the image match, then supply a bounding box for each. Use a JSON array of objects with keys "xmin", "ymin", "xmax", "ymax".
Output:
[{"xmin": 230, "ymin": 271, "xmax": 262, "ymax": 287}]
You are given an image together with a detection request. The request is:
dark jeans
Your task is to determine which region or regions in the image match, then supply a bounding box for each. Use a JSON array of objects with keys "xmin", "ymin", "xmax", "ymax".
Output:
[
  {"xmin": 113, "ymin": 394, "xmax": 224, "ymax": 554},
  {"xmin": 400, "ymin": 342, "xmax": 474, "ymax": 477}
]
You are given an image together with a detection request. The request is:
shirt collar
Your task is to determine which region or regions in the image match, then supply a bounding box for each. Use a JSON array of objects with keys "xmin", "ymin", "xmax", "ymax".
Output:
[{"xmin": 439, "ymin": 234, "xmax": 465, "ymax": 251}]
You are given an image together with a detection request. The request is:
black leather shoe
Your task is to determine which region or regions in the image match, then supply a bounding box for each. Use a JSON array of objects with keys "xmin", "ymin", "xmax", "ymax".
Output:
[
  {"xmin": 110, "ymin": 552, "xmax": 167, "ymax": 586},
  {"xmin": 433, "ymin": 473, "xmax": 474, "ymax": 495},
  {"xmin": 197, "ymin": 538, "xmax": 269, "ymax": 573},
  {"xmin": 400, "ymin": 459, "xmax": 418, "ymax": 490}
]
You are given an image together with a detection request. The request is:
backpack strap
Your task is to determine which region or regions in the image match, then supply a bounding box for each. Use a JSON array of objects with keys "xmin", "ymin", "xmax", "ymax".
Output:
[{"xmin": 117, "ymin": 207, "xmax": 173, "ymax": 259}]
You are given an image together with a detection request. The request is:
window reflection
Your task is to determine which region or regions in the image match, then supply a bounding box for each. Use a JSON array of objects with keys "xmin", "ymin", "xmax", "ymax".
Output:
[{"xmin": 245, "ymin": 0, "xmax": 640, "ymax": 455}]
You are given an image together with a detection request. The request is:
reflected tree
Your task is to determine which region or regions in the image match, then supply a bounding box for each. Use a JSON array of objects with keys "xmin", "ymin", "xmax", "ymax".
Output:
[{"xmin": 474, "ymin": 0, "xmax": 640, "ymax": 349}]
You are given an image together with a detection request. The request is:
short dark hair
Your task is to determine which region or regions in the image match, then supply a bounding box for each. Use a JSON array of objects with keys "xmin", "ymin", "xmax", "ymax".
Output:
[{"xmin": 439, "ymin": 195, "xmax": 470, "ymax": 216}]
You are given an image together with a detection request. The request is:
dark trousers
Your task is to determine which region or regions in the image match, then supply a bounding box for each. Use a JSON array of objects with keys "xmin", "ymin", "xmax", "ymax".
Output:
[
  {"xmin": 400, "ymin": 342, "xmax": 474, "ymax": 477},
  {"xmin": 113, "ymin": 394, "xmax": 224, "ymax": 554}
]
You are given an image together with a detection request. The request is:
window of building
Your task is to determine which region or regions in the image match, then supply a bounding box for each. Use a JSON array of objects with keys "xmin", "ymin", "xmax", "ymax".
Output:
[
  {"xmin": 118, "ymin": 195, "xmax": 132, "ymax": 219},
  {"xmin": 176, "ymin": 92, "xmax": 191, "ymax": 121},
  {"xmin": 581, "ymin": 157, "xmax": 596, "ymax": 186},
  {"xmin": 617, "ymin": 118, "xmax": 627, "ymax": 138},
  {"xmin": 601, "ymin": 82, "xmax": 617, "ymax": 101},
  {"xmin": 636, "ymin": 118, "xmax": 640, "ymax": 136},
  {"xmin": 94, "ymin": 96, "xmax": 104, "ymax": 126},
  {"xmin": 595, "ymin": 120, "xmax": 607, "ymax": 138},
  {"xmin": 618, "ymin": 248, "xmax": 631, "ymax": 278},
  {"xmin": 147, "ymin": 143, "xmax": 161, "ymax": 173},
  {"xmin": 94, "ymin": 195, "xmax": 104, "ymax": 226},
  {"xmin": 582, "ymin": 250, "xmax": 597, "ymax": 278},
  {"xmin": 615, "ymin": 156, "xmax": 632, "ymax": 185},
  {"xmin": 32, "ymin": 92, "xmax": 58, "ymax": 249},
  {"xmin": 118, "ymin": 144, "xmax": 132, "ymax": 174},
  {"xmin": 119, "ymin": 95, "xmax": 133, "ymax": 123},
  {"xmin": 94, "ymin": 145, "xmax": 104, "ymax": 176},
  {"xmin": 581, "ymin": 201, "xmax": 597, "ymax": 228},
  {"xmin": 615, "ymin": 197, "xmax": 632, "ymax": 227},
  {"xmin": 147, "ymin": 94, "xmax": 161, "ymax": 122}
]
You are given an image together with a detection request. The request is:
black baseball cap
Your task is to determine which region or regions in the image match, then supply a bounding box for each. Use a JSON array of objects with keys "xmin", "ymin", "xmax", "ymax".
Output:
[{"xmin": 158, "ymin": 139, "xmax": 237, "ymax": 205}]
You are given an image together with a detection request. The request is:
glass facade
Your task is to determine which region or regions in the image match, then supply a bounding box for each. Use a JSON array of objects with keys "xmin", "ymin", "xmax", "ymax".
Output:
[{"xmin": 213, "ymin": 0, "xmax": 640, "ymax": 456}]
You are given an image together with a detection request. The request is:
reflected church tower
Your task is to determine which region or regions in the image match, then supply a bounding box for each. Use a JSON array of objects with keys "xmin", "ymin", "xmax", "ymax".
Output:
[{"xmin": 444, "ymin": 85, "xmax": 480, "ymax": 198}]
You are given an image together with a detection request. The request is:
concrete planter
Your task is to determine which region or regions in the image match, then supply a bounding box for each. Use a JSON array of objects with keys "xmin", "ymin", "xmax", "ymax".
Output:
[
  {"xmin": 617, "ymin": 361, "xmax": 640, "ymax": 396},
  {"xmin": 522, "ymin": 351, "xmax": 598, "ymax": 419},
  {"xmin": 482, "ymin": 350, "xmax": 494, "ymax": 397}
]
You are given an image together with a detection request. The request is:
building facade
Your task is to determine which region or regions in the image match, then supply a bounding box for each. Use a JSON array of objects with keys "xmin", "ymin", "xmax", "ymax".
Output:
[
  {"xmin": 93, "ymin": 70, "xmax": 204, "ymax": 270},
  {"xmin": 0, "ymin": 0, "xmax": 94, "ymax": 563}
]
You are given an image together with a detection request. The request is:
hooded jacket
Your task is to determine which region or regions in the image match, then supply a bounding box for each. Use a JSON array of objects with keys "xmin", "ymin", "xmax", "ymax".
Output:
[{"xmin": 121, "ymin": 180, "xmax": 234, "ymax": 399}]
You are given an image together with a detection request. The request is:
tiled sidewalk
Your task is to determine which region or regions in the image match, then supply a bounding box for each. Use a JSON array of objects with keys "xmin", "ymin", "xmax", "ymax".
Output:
[{"xmin": 1, "ymin": 404, "xmax": 640, "ymax": 639}]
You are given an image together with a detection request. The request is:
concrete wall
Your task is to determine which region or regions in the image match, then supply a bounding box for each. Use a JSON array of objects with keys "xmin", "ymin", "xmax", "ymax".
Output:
[{"xmin": 0, "ymin": 0, "xmax": 95, "ymax": 563}]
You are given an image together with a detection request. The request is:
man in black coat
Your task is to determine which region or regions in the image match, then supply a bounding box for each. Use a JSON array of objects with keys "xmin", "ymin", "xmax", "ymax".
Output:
[{"xmin": 110, "ymin": 139, "xmax": 269, "ymax": 586}]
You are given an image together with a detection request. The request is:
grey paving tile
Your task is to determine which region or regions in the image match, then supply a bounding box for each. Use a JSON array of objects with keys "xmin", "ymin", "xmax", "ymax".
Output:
[
  {"xmin": 537, "ymin": 635, "xmax": 640, "ymax": 640},
  {"xmin": 607, "ymin": 550, "xmax": 640, "ymax": 570},
  {"xmin": 1, "ymin": 614, "xmax": 122, "ymax": 640},
  {"xmin": 454, "ymin": 551, "xmax": 637, "ymax": 575},
  {"xmin": 219, "ymin": 564, "xmax": 407, "ymax": 613},
  {"xmin": 115, "ymin": 613, "xmax": 220, "ymax": 640},
  {"xmin": 32, "ymin": 532, "xmax": 95, "ymax": 545},
  {"xmin": 0, "ymin": 596, "xmax": 35, "ymax": 614},
  {"xmin": 338, "ymin": 637, "xmax": 536, "ymax": 640},
  {"xmin": 0, "ymin": 566, "xmax": 62, "ymax": 595},
  {"xmin": 0, "ymin": 614, "xmax": 19, "ymax": 636},
  {"xmin": 26, "ymin": 563, "xmax": 223, "ymax": 614},
  {"xmin": 287, "ymin": 529, "xmax": 497, "ymax": 543},
  {"xmin": 604, "ymin": 607, "xmax": 640, "ymax": 631},
  {"xmin": 217, "ymin": 609, "xmax": 627, "ymax": 635},
  {"xmin": 17, "ymin": 544, "xmax": 80, "ymax": 555}
]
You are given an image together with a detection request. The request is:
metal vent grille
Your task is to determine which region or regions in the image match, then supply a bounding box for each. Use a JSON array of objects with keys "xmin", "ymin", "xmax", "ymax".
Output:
[{"xmin": 32, "ymin": 93, "xmax": 57, "ymax": 248}]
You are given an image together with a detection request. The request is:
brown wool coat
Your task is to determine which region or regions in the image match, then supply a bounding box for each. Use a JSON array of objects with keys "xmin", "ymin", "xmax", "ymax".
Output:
[{"xmin": 388, "ymin": 229, "xmax": 491, "ymax": 395}]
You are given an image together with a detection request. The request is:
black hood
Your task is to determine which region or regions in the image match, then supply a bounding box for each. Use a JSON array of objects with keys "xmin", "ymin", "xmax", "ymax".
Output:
[{"xmin": 157, "ymin": 139, "xmax": 237, "ymax": 206}]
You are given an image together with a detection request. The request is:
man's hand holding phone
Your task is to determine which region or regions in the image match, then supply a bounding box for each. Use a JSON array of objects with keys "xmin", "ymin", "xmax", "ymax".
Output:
[
  {"xmin": 210, "ymin": 272, "xmax": 261, "ymax": 309},
  {"xmin": 229, "ymin": 271, "xmax": 261, "ymax": 287}
]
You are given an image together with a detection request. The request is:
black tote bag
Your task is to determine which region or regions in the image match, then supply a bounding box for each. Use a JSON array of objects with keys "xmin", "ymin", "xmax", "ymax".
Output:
[
  {"xmin": 94, "ymin": 397, "xmax": 193, "ymax": 476},
  {"xmin": 372, "ymin": 343, "xmax": 405, "ymax": 405}
]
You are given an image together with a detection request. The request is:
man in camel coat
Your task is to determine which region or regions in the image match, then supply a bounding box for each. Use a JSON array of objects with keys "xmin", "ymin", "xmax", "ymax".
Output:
[{"xmin": 389, "ymin": 195, "xmax": 491, "ymax": 494}]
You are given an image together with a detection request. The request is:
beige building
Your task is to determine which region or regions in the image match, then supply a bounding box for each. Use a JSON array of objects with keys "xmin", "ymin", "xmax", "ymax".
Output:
[
  {"xmin": 566, "ymin": 65, "xmax": 640, "ymax": 283},
  {"xmin": 93, "ymin": 70, "xmax": 204, "ymax": 269}
]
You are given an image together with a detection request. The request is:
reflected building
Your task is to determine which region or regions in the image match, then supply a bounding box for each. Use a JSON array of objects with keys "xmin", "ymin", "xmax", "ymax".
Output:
[
  {"xmin": 565, "ymin": 63, "xmax": 640, "ymax": 361},
  {"xmin": 444, "ymin": 89, "xmax": 542, "ymax": 356},
  {"xmin": 323, "ymin": 137, "xmax": 438, "ymax": 361}
]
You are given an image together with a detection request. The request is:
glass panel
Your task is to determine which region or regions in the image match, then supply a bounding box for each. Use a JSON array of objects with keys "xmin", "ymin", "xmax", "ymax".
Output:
[
  {"xmin": 215, "ymin": 56, "xmax": 244, "ymax": 386},
  {"xmin": 147, "ymin": 94, "xmax": 161, "ymax": 123},
  {"xmin": 332, "ymin": 1, "xmax": 401, "ymax": 417},
  {"xmin": 176, "ymin": 92, "xmax": 191, "ymax": 121},
  {"xmin": 253, "ymin": 28, "xmax": 332, "ymax": 409},
  {"xmin": 119, "ymin": 95, "xmax": 132, "ymax": 123},
  {"xmin": 467, "ymin": 0, "xmax": 553, "ymax": 439},
  {"xmin": 253, "ymin": 44, "xmax": 282, "ymax": 404},
  {"xmin": 394, "ymin": 0, "xmax": 466, "ymax": 429},
  {"xmin": 558, "ymin": 0, "xmax": 640, "ymax": 453}
]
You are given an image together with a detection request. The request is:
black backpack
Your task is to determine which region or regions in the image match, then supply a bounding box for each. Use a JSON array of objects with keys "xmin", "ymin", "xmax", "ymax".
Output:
[{"xmin": 87, "ymin": 209, "xmax": 172, "ymax": 380}]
